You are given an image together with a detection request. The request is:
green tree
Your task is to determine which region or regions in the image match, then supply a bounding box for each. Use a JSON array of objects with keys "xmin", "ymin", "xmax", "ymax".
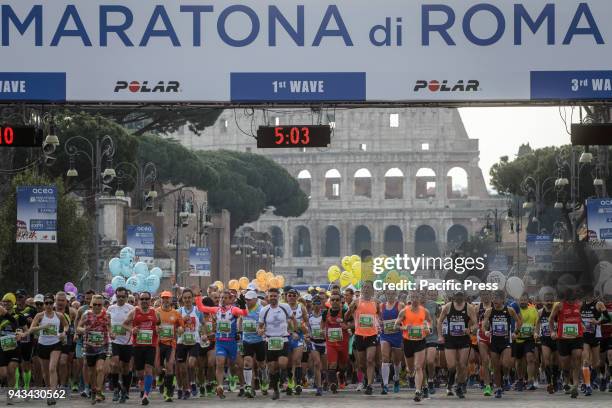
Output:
[{"xmin": 0, "ymin": 170, "xmax": 89, "ymax": 294}]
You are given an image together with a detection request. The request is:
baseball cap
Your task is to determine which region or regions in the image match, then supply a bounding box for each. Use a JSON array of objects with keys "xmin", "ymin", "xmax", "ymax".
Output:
[
  {"xmin": 34, "ymin": 294, "xmax": 44, "ymax": 303},
  {"xmin": 245, "ymin": 291, "xmax": 258, "ymax": 300},
  {"xmin": 160, "ymin": 291, "xmax": 172, "ymax": 298},
  {"xmin": 15, "ymin": 289, "xmax": 27, "ymax": 298},
  {"xmin": 303, "ymin": 294, "xmax": 313, "ymax": 302},
  {"xmin": 287, "ymin": 288, "xmax": 299, "ymax": 295},
  {"xmin": 2, "ymin": 293, "xmax": 16, "ymax": 304},
  {"xmin": 247, "ymin": 283, "xmax": 257, "ymax": 291}
]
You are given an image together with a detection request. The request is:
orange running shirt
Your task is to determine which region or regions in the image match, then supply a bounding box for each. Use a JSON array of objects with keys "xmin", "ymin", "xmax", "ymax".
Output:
[{"xmin": 355, "ymin": 300, "xmax": 378, "ymax": 337}]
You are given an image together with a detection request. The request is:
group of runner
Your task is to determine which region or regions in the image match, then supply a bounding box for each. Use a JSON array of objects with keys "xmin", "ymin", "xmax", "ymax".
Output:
[{"xmin": 0, "ymin": 281, "xmax": 610, "ymax": 405}]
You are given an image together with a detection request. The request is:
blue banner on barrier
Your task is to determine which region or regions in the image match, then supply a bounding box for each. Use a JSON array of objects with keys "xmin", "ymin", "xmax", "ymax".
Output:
[
  {"xmin": 531, "ymin": 71, "xmax": 612, "ymax": 100},
  {"xmin": 0, "ymin": 73, "xmax": 66, "ymax": 101}
]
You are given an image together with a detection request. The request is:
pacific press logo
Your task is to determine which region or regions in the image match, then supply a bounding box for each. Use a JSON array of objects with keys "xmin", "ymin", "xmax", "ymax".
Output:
[
  {"xmin": 414, "ymin": 80, "xmax": 480, "ymax": 92},
  {"xmin": 114, "ymin": 80, "xmax": 180, "ymax": 93}
]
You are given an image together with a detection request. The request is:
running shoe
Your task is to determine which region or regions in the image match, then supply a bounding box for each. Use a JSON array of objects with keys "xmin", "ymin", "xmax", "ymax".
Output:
[
  {"xmin": 316, "ymin": 387, "xmax": 322, "ymax": 396},
  {"xmin": 330, "ymin": 383, "xmax": 338, "ymax": 394},
  {"xmin": 456, "ymin": 385, "xmax": 465, "ymax": 399},
  {"xmin": 483, "ymin": 384, "xmax": 492, "ymax": 396},
  {"xmin": 113, "ymin": 389, "xmax": 121, "ymax": 402},
  {"xmin": 381, "ymin": 385, "xmax": 388, "ymax": 395},
  {"xmin": 414, "ymin": 390, "xmax": 422, "ymax": 402},
  {"xmin": 141, "ymin": 393, "xmax": 149, "ymax": 406},
  {"xmin": 585, "ymin": 386, "xmax": 592, "ymax": 396},
  {"xmin": 191, "ymin": 383, "xmax": 197, "ymax": 397},
  {"xmin": 393, "ymin": 380, "xmax": 400, "ymax": 393},
  {"xmin": 494, "ymin": 388, "xmax": 502, "ymax": 399},
  {"xmin": 216, "ymin": 386, "xmax": 226, "ymax": 400},
  {"xmin": 570, "ymin": 386, "xmax": 578, "ymax": 399},
  {"xmin": 365, "ymin": 385, "xmax": 373, "ymax": 395}
]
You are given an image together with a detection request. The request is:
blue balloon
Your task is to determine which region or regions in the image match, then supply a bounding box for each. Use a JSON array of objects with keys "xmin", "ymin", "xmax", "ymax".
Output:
[
  {"xmin": 134, "ymin": 262, "xmax": 149, "ymax": 277},
  {"xmin": 145, "ymin": 275, "xmax": 160, "ymax": 293},
  {"xmin": 121, "ymin": 264, "xmax": 133, "ymax": 279},
  {"xmin": 125, "ymin": 276, "xmax": 139, "ymax": 293},
  {"xmin": 109, "ymin": 258, "xmax": 122, "ymax": 277},
  {"xmin": 136, "ymin": 276, "xmax": 147, "ymax": 293},
  {"xmin": 150, "ymin": 267, "xmax": 163, "ymax": 279},
  {"xmin": 111, "ymin": 276, "xmax": 126, "ymax": 290}
]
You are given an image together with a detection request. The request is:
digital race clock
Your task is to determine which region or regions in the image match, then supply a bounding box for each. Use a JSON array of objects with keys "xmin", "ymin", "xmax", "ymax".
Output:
[
  {"xmin": 0, "ymin": 125, "xmax": 43, "ymax": 147},
  {"xmin": 257, "ymin": 125, "xmax": 331, "ymax": 148}
]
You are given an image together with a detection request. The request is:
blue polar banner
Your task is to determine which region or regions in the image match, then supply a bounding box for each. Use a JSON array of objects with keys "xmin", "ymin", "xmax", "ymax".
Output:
[
  {"xmin": 189, "ymin": 247, "xmax": 211, "ymax": 277},
  {"xmin": 1, "ymin": 1, "xmax": 612, "ymax": 103},
  {"xmin": 126, "ymin": 224, "xmax": 155, "ymax": 264},
  {"xmin": 16, "ymin": 185, "xmax": 57, "ymax": 243},
  {"xmin": 586, "ymin": 198, "xmax": 612, "ymax": 246}
]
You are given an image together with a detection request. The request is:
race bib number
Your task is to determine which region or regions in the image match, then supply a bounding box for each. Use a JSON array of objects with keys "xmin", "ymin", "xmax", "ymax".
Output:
[
  {"xmin": 541, "ymin": 322, "xmax": 550, "ymax": 337},
  {"xmin": 205, "ymin": 322, "xmax": 213, "ymax": 333},
  {"xmin": 218, "ymin": 320, "xmax": 231, "ymax": 333},
  {"xmin": 159, "ymin": 325, "xmax": 174, "ymax": 340},
  {"xmin": 359, "ymin": 314, "xmax": 374, "ymax": 328},
  {"xmin": 408, "ymin": 326, "xmax": 423, "ymax": 340},
  {"xmin": 42, "ymin": 325, "xmax": 58, "ymax": 336},
  {"xmin": 492, "ymin": 322, "xmax": 508, "ymax": 337},
  {"xmin": 520, "ymin": 324, "xmax": 534, "ymax": 337},
  {"xmin": 311, "ymin": 327, "xmax": 324, "ymax": 340},
  {"xmin": 88, "ymin": 331, "xmax": 104, "ymax": 346},
  {"xmin": 136, "ymin": 329, "xmax": 153, "ymax": 345},
  {"xmin": 242, "ymin": 320, "xmax": 257, "ymax": 333},
  {"xmin": 0, "ymin": 335, "xmax": 17, "ymax": 351},
  {"xmin": 267, "ymin": 337, "xmax": 284, "ymax": 351},
  {"xmin": 183, "ymin": 331, "xmax": 196, "ymax": 345},
  {"xmin": 383, "ymin": 320, "xmax": 398, "ymax": 334},
  {"xmin": 327, "ymin": 328, "xmax": 343, "ymax": 342},
  {"xmin": 112, "ymin": 325, "xmax": 127, "ymax": 336},
  {"xmin": 450, "ymin": 322, "xmax": 465, "ymax": 336},
  {"xmin": 562, "ymin": 324, "xmax": 579, "ymax": 339},
  {"xmin": 238, "ymin": 342, "xmax": 244, "ymax": 354}
]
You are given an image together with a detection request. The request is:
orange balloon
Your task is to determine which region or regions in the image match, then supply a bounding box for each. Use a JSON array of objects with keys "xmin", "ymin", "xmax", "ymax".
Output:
[
  {"xmin": 276, "ymin": 275, "xmax": 285, "ymax": 287},
  {"xmin": 214, "ymin": 281, "xmax": 224, "ymax": 290},
  {"xmin": 256, "ymin": 280, "xmax": 268, "ymax": 291},
  {"xmin": 268, "ymin": 277, "xmax": 280, "ymax": 289},
  {"xmin": 239, "ymin": 277, "xmax": 249, "ymax": 290},
  {"xmin": 228, "ymin": 279, "xmax": 239, "ymax": 291},
  {"xmin": 265, "ymin": 271, "xmax": 274, "ymax": 281},
  {"xmin": 256, "ymin": 270, "xmax": 266, "ymax": 280}
]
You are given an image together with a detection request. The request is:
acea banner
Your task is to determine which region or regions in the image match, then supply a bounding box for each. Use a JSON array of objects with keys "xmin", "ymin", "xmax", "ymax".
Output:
[
  {"xmin": 586, "ymin": 198, "xmax": 612, "ymax": 246},
  {"xmin": 526, "ymin": 234, "xmax": 553, "ymax": 270},
  {"xmin": 126, "ymin": 224, "xmax": 155, "ymax": 264},
  {"xmin": 1, "ymin": 0, "xmax": 612, "ymax": 103},
  {"xmin": 189, "ymin": 247, "xmax": 211, "ymax": 277},
  {"xmin": 16, "ymin": 185, "xmax": 57, "ymax": 243}
]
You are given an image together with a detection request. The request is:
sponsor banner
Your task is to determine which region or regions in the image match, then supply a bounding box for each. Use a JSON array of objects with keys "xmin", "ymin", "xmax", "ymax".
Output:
[
  {"xmin": 16, "ymin": 185, "xmax": 57, "ymax": 243},
  {"xmin": 526, "ymin": 234, "xmax": 553, "ymax": 270},
  {"xmin": 126, "ymin": 224, "xmax": 155, "ymax": 264},
  {"xmin": 189, "ymin": 247, "xmax": 211, "ymax": 277},
  {"xmin": 586, "ymin": 198, "xmax": 612, "ymax": 246},
  {"xmin": 0, "ymin": 73, "xmax": 66, "ymax": 101},
  {"xmin": 1, "ymin": 1, "xmax": 612, "ymax": 103}
]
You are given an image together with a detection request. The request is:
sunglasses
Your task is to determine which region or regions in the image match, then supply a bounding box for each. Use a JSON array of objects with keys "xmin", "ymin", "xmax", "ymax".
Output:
[
  {"xmin": 116, "ymin": 295, "xmax": 127, "ymax": 299},
  {"xmin": 287, "ymin": 293, "xmax": 297, "ymax": 297},
  {"xmin": 331, "ymin": 298, "xmax": 341, "ymax": 302},
  {"xmin": 140, "ymin": 298, "xmax": 151, "ymax": 301},
  {"xmin": 44, "ymin": 301, "xmax": 54, "ymax": 305},
  {"xmin": 35, "ymin": 302, "xmax": 43, "ymax": 306},
  {"xmin": 92, "ymin": 303, "xmax": 103, "ymax": 307}
]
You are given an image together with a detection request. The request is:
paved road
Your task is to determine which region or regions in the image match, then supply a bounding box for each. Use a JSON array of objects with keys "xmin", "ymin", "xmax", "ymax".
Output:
[{"xmin": 4, "ymin": 387, "xmax": 610, "ymax": 407}]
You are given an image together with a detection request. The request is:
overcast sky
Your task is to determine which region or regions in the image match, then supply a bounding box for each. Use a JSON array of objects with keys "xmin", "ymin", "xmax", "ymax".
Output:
[{"xmin": 459, "ymin": 107, "xmax": 581, "ymax": 191}]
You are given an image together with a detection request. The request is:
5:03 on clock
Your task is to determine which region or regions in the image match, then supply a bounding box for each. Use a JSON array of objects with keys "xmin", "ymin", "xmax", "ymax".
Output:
[{"xmin": 257, "ymin": 125, "xmax": 331, "ymax": 148}]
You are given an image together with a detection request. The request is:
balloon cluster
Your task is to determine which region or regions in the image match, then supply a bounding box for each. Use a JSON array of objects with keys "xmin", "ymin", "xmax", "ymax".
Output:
[
  {"xmin": 206, "ymin": 271, "xmax": 285, "ymax": 293},
  {"xmin": 328, "ymin": 254, "xmax": 417, "ymax": 289},
  {"xmin": 108, "ymin": 247, "xmax": 163, "ymax": 294}
]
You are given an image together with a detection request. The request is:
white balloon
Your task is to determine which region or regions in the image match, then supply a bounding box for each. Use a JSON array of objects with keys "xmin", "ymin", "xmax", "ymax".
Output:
[
  {"xmin": 603, "ymin": 278, "xmax": 612, "ymax": 297},
  {"xmin": 538, "ymin": 286, "xmax": 556, "ymax": 301},
  {"xmin": 506, "ymin": 277, "xmax": 524, "ymax": 299}
]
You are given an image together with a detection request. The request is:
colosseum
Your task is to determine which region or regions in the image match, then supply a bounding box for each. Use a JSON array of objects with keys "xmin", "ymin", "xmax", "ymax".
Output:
[{"xmin": 173, "ymin": 108, "xmax": 505, "ymax": 284}]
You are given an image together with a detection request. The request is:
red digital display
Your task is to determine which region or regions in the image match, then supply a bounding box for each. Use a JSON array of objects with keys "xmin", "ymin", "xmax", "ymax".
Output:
[
  {"xmin": 257, "ymin": 125, "xmax": 330, "ymax": 148},
  {"xmin": 0, "ymin": 125, "xmax": 42, "ymax": 147}
]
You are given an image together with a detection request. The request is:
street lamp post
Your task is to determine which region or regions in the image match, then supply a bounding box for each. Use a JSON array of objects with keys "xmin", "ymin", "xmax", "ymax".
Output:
[
  {"xmin": 115, "ymin": 161, "xmax": 158, "ymax": 209},
  {"xmin": 173, "ymin": 189, "xmax": 196, "ymax": 284},
  {"xmin": 65, "ymin": 134, "xmax": 116, "ymax": 291}
]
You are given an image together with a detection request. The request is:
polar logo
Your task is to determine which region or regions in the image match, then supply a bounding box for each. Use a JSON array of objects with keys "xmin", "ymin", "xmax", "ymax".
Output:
[
  {"xmin": 414, "ymin": 80, "xmax": 479, "ymax": 92},
  {"xmin": 114, "ymin": 81, "xmax": 180, "ymax": 93}
]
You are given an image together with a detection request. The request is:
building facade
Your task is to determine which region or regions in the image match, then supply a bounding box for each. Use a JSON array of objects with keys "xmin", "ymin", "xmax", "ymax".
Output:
[{"xmin": 172, "ymin": 108, "xmax": 505, "ymax": 284}]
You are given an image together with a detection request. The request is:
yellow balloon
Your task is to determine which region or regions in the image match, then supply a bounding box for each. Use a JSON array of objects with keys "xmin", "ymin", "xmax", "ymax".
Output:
[
  {"xmin": 265, "ymin": 271, "xmax": 274, "ymax": 281},
  {"xmin": 228, "ymin": 280, "xmax": 239, "ymax": 291},
  {"xmin": 352, "ymin": 261, "xmax": 362, "ymax": 280},
  {"xmin": 257, "ymin": 280, "xmax": 268, "ymax": 291},
  {"xmin": 339, "ymin": 270, "xmax": 353, "ymax": 287},
  {"xmin": 214, "ymin": 281, "xmax": 224, "ymax": 290},
  {"xmin": 327, "ymin": 265, "xmax": 341, "ymax": 282},
  {"xmin": 385, "ymin": 271, "xmax": 400, "ymax": 284},
  {"xmin": 350, "ymin": 254, "xmax": 360, "ymax": 265},
  {"xmin": 257, "ymin": 274, "xmax": 266, "ymax": 284},
  {"xmin": 341, "ymin": 256, "xmax": 352, "ymax": 271},
  {"xmin": 351, "ymin": 276, "xmax": 360, "ymax": 286},
  {"xmin": 268, "ymin": 277, "xmax": 280, "ymax": 289},
  {"xmin": 239, "ymin": 277, "xmax": 249, "ymax": 290},
  {"xmin": 256, "ymin": 270, "xmax": 266, "ymax": 280},
  {"xmin": 276, "ymin": 275, "xmax": 285, "ymax": 287}
]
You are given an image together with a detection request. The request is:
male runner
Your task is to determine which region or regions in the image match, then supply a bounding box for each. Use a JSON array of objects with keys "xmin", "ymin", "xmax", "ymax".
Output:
[
  {"xmin": 534, "ymin": 291, "xmax": 558, "ymax": 394},
  {"xmin": 0, "ymin": 294, "xmax": 21, "ymax": 405},
  {"xmin": 108, "ymin": 287, "xmax": 134, "ymax": 403},
  {"xmin": 285, "ymin": 288, "xmax": 309, "ymax": 395},
  {"xmin": 380, "ymin": 290, "xmax": 403, "ymax": 394},
  {"xmin": 513, "ymin": 293, "xmax": 538, "ymax": 390},
  {"xmin": 241, "ymin": 290, "xmax": 266, "ymax": 398},
  {"xmin": 157, "ymin": 291, "xmax": 183, "ymax": 402},
  {"xmin": 13, "ymin": 290, "xmax": 36, "ymax": 394}
]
